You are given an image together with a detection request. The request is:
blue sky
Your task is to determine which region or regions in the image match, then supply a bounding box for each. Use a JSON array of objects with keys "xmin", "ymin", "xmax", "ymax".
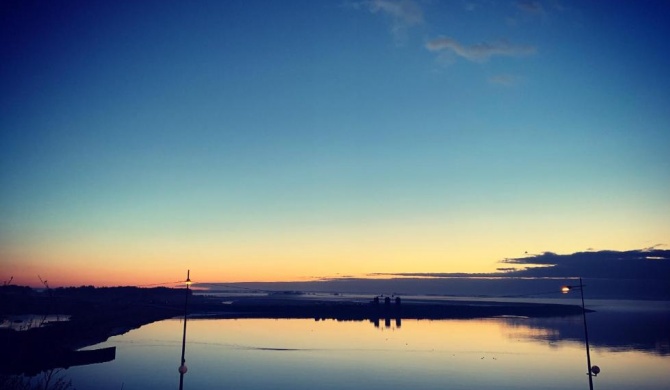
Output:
[{"xmin": 1, "ymin": 0, "xmax": 669, "ymax": 286}]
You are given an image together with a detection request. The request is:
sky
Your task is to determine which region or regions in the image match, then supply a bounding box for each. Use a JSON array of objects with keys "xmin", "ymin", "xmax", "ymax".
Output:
[{"xmin": 1, "ymin": 0, "xmax": 669, "ymax": 287}]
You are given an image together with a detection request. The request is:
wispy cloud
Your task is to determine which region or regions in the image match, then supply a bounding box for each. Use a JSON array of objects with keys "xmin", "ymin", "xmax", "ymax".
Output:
[
  {"xmin": 360, "ymin": 0, "xmax": 424, "ymax": 43},
  {"xmin": 516, "ymin": 0, "xmax": 545, "ymax": 15},
  {"xmin": 425, "ymin": 37, "xmax": 536, "ymax": 62},
  {"xmin": 368, "ymin": 0, "xmax": 423, "ymax": 25}
]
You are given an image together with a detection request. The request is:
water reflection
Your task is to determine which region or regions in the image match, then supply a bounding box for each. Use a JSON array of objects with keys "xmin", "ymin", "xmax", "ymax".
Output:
[
  {"xmin": 365, "ymin": 317, "xmax": 401, "ymax": 329},
  {"xmin": 62, "ymin": 311, "xmax": 669, "ymax": 390},
  {"xmin": 501, "ymin": 308, "xmax": 670, "ymax": 355}
]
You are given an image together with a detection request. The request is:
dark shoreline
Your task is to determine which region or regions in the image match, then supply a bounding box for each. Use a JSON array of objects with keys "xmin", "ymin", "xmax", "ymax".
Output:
[
  {"xmin": 188, "ymin": 296, "xmax": 587, "ymax": 321},
  {"xmin": 1, "ymin": 286, "xmax": 587, "ymax": 375}
]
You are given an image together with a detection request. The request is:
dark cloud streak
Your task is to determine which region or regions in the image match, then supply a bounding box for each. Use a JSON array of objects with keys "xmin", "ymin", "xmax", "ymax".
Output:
[
  {"xmin": 377, "ymin": 249, "xmax": 670, "ymax": 281},
  {"xmin": 200, "ymin": 249, "xmax": 670, "ymax": 300},
  {"xmin": 501, "ymin": 249, "xmax": 670, "ymax": 280}
]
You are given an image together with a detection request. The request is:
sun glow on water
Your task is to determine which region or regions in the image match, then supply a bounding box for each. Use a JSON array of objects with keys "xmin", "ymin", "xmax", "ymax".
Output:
[{"xmin": 67, "ymin": 316, "xmax": 669, "ymax": 390}]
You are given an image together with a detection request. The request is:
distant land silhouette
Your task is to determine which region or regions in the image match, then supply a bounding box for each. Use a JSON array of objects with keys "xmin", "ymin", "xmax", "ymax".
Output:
[{"xmin": 200, "ymin": 249, "xmax": 670, "ymax": 300}]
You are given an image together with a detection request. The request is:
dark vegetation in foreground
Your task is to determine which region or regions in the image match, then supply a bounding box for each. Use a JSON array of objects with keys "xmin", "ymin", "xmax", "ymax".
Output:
[
  {"xmin": 1, "ymin": 285, "xmax": 586, "ymax": 376},
  {"xmin": 1, "ymin": 368, "xmax": 74, "ymax": 390}
]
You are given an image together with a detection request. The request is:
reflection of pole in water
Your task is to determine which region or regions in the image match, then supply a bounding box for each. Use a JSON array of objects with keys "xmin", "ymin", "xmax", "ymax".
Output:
[
  {"xmin": 178, "ymin": 270, "xmax": 191, "ymax": 390},
  {"xmin": 561, "ymin": 277, "xmax": 598, "ymax": 390}
]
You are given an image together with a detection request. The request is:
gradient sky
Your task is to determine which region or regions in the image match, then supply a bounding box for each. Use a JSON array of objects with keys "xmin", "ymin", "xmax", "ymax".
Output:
[{"xmin": 1, "ymin": 0, "xmax": 669, "ymax": 287}]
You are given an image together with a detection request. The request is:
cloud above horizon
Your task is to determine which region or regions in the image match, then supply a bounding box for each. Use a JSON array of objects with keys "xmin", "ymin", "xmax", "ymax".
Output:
[
  {"xmin": 372, "ymin": 248, "xmax": 670, "ymax": 281},
  {"xmin": 499, "ymin": 248, "xmax": 670, "ymax": 280},
  {"xmin": 368, "ymin": 0, "xmax": 423, "ymax": 25},
  {"xmin": 356, "ymin": 0, "xmax": 537, "ymax": 78},
  {"xmin": 425, "ymin": 37, "xmax": 536, "ymax": 62},
  {"xmin": 360, "ymin": 0, "xmax": 423, "ymax": 42}
]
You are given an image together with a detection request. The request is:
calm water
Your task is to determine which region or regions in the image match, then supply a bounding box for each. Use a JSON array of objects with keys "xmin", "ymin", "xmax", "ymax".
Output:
[{"xmin": 54, "ymin": 301, "xmax": 668, "ymax": 390}]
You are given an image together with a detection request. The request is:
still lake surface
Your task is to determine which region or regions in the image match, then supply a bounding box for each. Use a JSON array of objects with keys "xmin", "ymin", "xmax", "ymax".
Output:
[{"xmin": 60, "ymin": 299, "xmax": 668, "ymax": 389}]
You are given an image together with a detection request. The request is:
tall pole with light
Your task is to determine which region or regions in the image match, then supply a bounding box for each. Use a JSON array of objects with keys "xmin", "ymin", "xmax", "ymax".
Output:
[
  {"xmin": 178, "ymin": 270, "xmax": 192, "ymax": 390},
  {"xmin": 562, "ymin": 277, "xmax": 599, "ymax": 390}
]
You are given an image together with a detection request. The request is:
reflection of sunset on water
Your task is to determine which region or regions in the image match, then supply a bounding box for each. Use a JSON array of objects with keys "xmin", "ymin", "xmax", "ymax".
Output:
[{"xmin": 72, "ymin": 317, "xmax": 667, "ymax": 389}]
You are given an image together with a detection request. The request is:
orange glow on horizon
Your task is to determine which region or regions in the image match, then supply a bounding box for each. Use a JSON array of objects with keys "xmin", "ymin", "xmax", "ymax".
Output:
[{"xmin": 3, "ymin": 224, "xmax": 667, "ymax": 288}]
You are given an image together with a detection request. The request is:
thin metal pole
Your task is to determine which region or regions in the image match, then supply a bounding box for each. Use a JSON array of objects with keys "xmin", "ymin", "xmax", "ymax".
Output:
[
  {"xmin": 580, "ymin": 277, "xmax": 594, "ymax": 390},
  {"xmin": 179, "ymin": 270, "xmax": 190, "ymax": 390}
]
